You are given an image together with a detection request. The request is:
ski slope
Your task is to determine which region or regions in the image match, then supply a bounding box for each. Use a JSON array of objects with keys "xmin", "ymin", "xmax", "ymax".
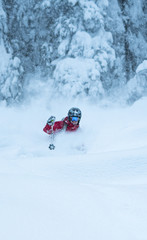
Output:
[{"xmin": 0, "ymin": 96, "xmax": 147, "ymax": 240}]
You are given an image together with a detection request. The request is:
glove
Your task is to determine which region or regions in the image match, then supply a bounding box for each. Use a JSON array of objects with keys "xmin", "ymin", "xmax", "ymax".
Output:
[{"xmin": 47, "ymin": 116, "xmax": 56, "ymax": 126}]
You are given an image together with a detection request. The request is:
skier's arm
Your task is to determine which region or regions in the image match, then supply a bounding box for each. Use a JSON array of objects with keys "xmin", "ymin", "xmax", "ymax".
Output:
[
  {"xmin": 43, "ymin": 118, "xmax": 64, "ymax": 135},
  {"xmin": 43, "ymin": 124, "xmax": 53, "ymax": 134},
  {"xmin": 43, "ymin": 116, "xmax": 55, "ymax": 134}
]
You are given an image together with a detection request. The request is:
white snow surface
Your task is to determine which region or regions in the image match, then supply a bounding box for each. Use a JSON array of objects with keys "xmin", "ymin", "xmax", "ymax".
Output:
[
  {"xmin": 136, "ymin": 60, "xmax": 147, "ymax": 73},
  {"xmin": 0, "ymin": 95, "xmax": 147, "ymax": 240}
]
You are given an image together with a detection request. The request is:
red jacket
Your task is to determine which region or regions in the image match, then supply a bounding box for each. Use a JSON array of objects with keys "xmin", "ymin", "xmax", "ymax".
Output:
[{"xmin": 43, "ymin": 116, "xmax": 79, "ymax": 135}]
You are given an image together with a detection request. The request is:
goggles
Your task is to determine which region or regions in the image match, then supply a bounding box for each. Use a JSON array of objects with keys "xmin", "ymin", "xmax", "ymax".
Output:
[{"xmin": 71, "ymin": 116, "xmax": 79, "ymax": 122}]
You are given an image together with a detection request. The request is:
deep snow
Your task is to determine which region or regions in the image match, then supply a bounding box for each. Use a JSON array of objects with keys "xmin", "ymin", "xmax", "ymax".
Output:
[{"xmin": 0, "ymin": 96, "xmax": 147, "ymax": 240}]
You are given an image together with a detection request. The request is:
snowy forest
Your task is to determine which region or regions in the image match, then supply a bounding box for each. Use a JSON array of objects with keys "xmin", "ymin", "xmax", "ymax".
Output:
[
  {"xmin": 1, "ymin": 1, "xmax": 147, "ymax": 240},
  {"xmin": 0, "ymin": 0, "xmax": 147, "ymax": 105}
]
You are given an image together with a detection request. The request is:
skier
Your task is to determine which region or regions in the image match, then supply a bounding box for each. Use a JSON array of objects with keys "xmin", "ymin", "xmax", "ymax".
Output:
[{"xmin": 43, "ymin": 107, "xmax": 82, "ymax": 135}]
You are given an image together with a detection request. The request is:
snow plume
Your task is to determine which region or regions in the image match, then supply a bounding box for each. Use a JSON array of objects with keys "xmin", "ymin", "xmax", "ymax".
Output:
[{"xmin": 0, "ymin": 89, "xmax": 147, "ymax": 240}]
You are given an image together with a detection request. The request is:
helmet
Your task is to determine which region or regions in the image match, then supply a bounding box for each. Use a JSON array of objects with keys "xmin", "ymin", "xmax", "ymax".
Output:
[{"xmin": 68, "ymin": 107, "xmax": 82, "ymax": 122}]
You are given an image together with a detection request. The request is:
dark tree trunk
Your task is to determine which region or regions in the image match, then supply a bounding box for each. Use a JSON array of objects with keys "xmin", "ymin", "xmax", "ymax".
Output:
[{"xmin": 118, "ymin": 0, "xmax": 135, "ymax": 81}]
